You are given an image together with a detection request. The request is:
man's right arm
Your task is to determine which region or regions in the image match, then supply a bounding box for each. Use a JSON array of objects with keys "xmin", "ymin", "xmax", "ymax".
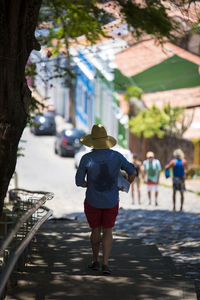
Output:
[
  {"xmin": 165, "ymin": 160, "xmax": 175, "ymax": 170},
  {"xmin": 75, "ymin": 156, "xmax": 87, "ymax": 187}
]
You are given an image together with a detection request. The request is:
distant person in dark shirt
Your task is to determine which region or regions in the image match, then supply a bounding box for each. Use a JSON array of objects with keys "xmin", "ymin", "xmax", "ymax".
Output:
[
  {"xmin": 76, "ymin": 124, "xmax": 136, "ymax": 275},
  {"xmin": 131, "ymin": 153, "xmax": 143, "ymax": 205},
  {"xmin": 165, "ymin": 149, "xmax": 188, "ymax": 211}
]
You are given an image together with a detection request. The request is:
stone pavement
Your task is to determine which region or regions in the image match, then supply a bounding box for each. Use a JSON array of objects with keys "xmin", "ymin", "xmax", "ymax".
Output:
[{"xmin": 6, "ymin": 219, "xmax": 196, "ymax": 300}]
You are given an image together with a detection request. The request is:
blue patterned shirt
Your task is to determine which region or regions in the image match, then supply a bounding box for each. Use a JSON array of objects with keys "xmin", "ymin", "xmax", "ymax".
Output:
[{"xmin": 75, "ymin": 149, "xmax": 135, "ymax": 208}]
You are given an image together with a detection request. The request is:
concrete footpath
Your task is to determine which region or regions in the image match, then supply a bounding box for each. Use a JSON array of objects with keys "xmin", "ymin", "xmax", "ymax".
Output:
[{"xmin": 6, "ymin": 219, "xmax": 196, "ymax": 300}]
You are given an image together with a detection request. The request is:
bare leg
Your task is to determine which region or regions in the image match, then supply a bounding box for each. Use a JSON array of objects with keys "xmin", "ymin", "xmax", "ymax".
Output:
[
  {"xmin": 180, "ymin": 192, "xmax": 184, "ymax": 211},
  {"xmin": 90, "ymin": 227, "xmax": 101, "ymax": 262},
  {"xmin": 131, "ymin": 183, "xmax": 135, "ymax": 204},
  {"xmin": 173, "ymin": 190, "xmax": 176, "ymax": 211},
  {"xmin": 148, "ymin": 190, "xmax": 151, "ymax": 205},
  {"xmin": 137, "ymin": 182, "xmax": 141, "ymax": 204},
  {"xmin": 155, "ymin": 191, "xmax": 158, "ymax": 206},
  {"xmin": 102, "ymin": 227, "xmax": 113, "ymax": 266}
]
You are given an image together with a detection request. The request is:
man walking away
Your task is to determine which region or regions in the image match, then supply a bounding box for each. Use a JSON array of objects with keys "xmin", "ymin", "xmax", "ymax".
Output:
[
  {"xmin": 165, "ymin": 149, "xmax": 188, "ymax": 211},
  {"xmin": 75, "ymin": 124, "xmax": 136, "ymax": 275}
]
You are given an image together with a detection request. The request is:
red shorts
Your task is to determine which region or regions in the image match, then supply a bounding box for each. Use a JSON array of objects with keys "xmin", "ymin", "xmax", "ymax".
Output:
[
  {"xmin": 147, "ymin": 181, "xmax": 158, "ymax": 185},
  {"xmin": 84, "ymin": 200, "xmax": 119, "ymax": 229}
]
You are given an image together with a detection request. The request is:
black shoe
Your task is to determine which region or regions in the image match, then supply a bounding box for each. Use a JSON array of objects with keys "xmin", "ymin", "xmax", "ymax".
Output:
[
  {"xmin": 88, "ymin": 261, "xmax": 100, "ymax": 271},
  {"xmin": 102, "ymin": 264, "xmax": 111, "ymax": 275}
]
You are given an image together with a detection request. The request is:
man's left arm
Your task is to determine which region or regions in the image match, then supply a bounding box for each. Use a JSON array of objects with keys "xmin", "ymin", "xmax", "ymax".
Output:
[
  {"xmin": 128, "ymin": 170, "xmax": 137, "ymax": 183},
  {"xmin": 121, "ymin": 155, "xmax": 136, "ymax": 184},
  {"xmin": 157, "ymin": 160, "xmax": 162, "ymax": 184},
  {"xmin": 183, "ymin": 159, "xmax": 188, "ymax": 171}
]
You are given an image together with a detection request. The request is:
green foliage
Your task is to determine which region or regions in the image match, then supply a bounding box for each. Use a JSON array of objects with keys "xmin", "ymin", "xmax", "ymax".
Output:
[
  {"xmin": 124, "ymin": 85, "xmax": 143, "ymax": 100},
  {"xmin": 29, "ymin": 96, "xmax": 46, "ymax": 115},
  {"xmin": 37, "ymin": 0, "xmax": 189, "ymax": 57},
  {"xmin": 116, "ymin": 0, "xmax": 176, "ymax": 41},
  {"xmin": 34, "ymin": 0, "xmax": 194, "ymax": 95},
  {"xmin": 27, "ymin": 96, "xmax": 46, "ymax": 127},
  {"xmin": 38, "ymin": 0, "xmax": 107, "ymax": 51},
  {"xmin": 17, "ymin": 147, "xmax": 25, "ymax": 158},
  {"xmin": 25, "ymin": 63, "xmax": 46, "ymax": 123},
  {"xmin": 129, "ymin": 105, "xmax": 168, "ymax": 138},
  {"xmin": 186, "ymin": 165, "xmax": 200, "ymax": 179},
  {"xmin": 128, "ymin": 103, "xmax": 189, "ymax": 138},
  {"xmin": 31, "ymin": 0, "xmax": 197, "ymax": 120},
  {"xmin": 25, "ymin": 63, "xmax": 37, "ymax": 79}
]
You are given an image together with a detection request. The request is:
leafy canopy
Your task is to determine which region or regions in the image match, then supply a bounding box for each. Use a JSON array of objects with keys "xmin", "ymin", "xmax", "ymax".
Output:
[
  {"xmin": 37, "ymin": 0, "xmax": 196, "ymax": 54},
  {"xmin": 124, "ymin": 85, "xmax": 143, "ymax": 100},
  {"xmin": 128, "ymin": 104, "xmax": 191, "ymax": 138},
  {"xmin": 38, "ymin": 0, "xmax": 108, "ymax": 52},
  {"xmin": 29, "ymin": 0, "xmax": 199, "ymax": 113},
  {"xmin": 117, "ymin": 0, "xmax": 175, "ymax": 41}
]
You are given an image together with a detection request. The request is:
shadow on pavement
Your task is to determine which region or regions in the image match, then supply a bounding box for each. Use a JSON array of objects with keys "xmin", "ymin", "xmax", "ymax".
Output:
[{"xmin": 6, "ymin": 216, "xmax": 197, "ymax": 300}]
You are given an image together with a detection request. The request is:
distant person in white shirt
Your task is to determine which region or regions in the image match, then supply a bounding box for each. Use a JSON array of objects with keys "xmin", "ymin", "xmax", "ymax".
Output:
[{"xmin": 143, "ymin": 151, "xmax": 162, "ymax": 206}]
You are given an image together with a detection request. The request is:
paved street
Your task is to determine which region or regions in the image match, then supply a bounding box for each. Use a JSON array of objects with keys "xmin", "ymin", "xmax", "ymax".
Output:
[
  {"xmin": 15, "ymin": 128, "xmax": 200, "ymax": 280},
  {"xmin": 6, "ymin": 219, "xmax": 196, "ymax": 300},
  {"xmin": 15, "ymin": 127, "xmax": 86, "ymax": 217},
  {"xmin": 6, "ymin": 127, "xmax": 200, "ymax": 298},
  {"xmin": 16, "ymin": 127, "xmax": 200, "ymax": 218}
]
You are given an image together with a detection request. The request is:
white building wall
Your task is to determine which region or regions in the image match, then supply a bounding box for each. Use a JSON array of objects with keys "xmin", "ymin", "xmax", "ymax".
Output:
[
  {"xmin": 95, "ymin": 77, "xmax": 101, "ymax": 120},
  {"xmin": 31, "ymin": 50, "xmax": 70, "ymax": 120},
  {"xmin": 101, "ymin": 82, "xmax": 118, "ymax": 139}
]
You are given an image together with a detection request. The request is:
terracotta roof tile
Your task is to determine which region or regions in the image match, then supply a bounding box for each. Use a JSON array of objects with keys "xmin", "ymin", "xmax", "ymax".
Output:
[
  {"xmin": 115, "ymin": 39, "xmax": 200, "ymax": 77},
  {"xmin": 98, "ymin": 1, "xmax": 121, "ymax": 19},
  {"xmin": 115, "ymin": 39, "xmax": 172, "ymax": 76},
  {"xmin": 164, "ymin": 42, "xmax": 200, "ymax": 65},
  {"xmin": 166, "ymin": 1, "xmax": 200, "ymax": 24},
  {"xmin": 142, "ymin": 86, "xmax": 200, "ymax": 108}
]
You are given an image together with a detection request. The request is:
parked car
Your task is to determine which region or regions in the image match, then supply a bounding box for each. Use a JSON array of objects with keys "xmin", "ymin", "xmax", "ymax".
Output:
[
  {"xmin": 54, "ymin": 128, "xmax": 86, "ymax": 157},
  {"xmin": 30, "ymin": 112, "xmax": 56, "ymax": 135},
  {"xmin": 74, "ymin": 144, "xmax": 132, "ymax": 168},
  {"xmin": 74, "ymin": 145, "xmax": 91, "ymax": 168}
]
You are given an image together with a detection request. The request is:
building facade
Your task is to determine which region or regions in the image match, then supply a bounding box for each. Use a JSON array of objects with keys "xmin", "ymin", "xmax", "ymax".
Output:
[{"xmin": 73, "ymin": 43, "xmax": 129, "ymax": 146}]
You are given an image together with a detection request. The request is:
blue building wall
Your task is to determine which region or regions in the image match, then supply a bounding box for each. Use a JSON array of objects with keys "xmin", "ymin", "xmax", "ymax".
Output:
[{"xmin": 75, "ymin": 51, "xmax": 95, "ymax": 132}]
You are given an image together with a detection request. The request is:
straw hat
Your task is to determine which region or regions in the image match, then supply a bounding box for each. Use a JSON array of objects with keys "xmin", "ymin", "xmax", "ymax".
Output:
[
  {"xmin": 80, "ymin": 124, "xmax": 117, "ymax": 149},
  {"xmin": 146, "ymin": 151, "xmax": 155, "ymax": 158},
  {"xmin": 173, "ymin": 149, "xmax": 184, "ymax": 159}
]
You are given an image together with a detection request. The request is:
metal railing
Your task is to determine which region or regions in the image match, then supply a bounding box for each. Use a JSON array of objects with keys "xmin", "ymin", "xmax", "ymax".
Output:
[{"xmin": 0, "ymin": 188, "xmax": 54, "ymax": 299}]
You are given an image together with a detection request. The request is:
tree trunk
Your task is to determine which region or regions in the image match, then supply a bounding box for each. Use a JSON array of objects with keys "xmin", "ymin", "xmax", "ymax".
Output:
[
  {"xmin": 128, "ymin": 97, "xmax": 146, "ymax": 118},
  {"xmin": 0, "ymin": 0, "xmax": 42, "ymax": 215}
]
